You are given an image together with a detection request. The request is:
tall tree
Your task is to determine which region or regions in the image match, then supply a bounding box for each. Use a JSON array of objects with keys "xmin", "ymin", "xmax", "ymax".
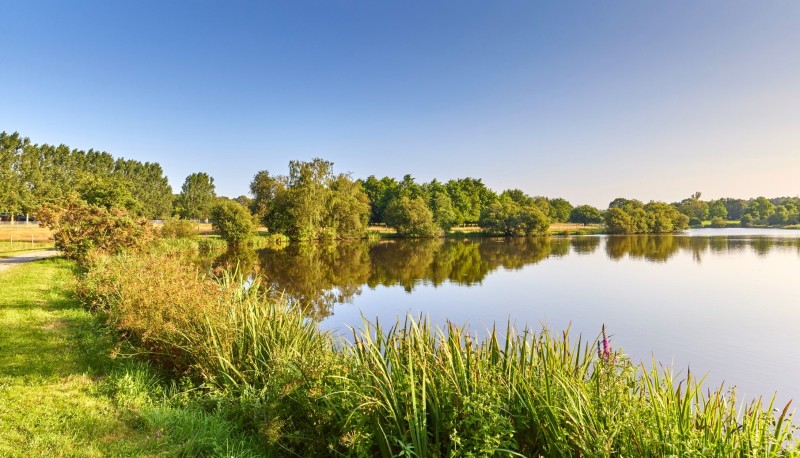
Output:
[{"xmin": 177, "ymin": 172, "xmax": 216, "ymax": 220}]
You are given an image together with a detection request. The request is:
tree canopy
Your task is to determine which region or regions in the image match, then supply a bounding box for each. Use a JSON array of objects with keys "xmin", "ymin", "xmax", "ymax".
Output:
[{"xmin": 0, "ymin": 131, "xmax": 173, "ymax": 219}]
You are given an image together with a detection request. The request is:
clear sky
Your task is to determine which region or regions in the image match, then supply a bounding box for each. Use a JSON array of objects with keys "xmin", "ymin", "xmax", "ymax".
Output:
[{"xmin": 2, "ymin": 1, "xmax": 798, "ymax": 208}]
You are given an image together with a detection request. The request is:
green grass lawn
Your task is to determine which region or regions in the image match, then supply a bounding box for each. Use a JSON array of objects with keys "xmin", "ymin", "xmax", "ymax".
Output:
[
  {"xmin": 0, "ymin": 259, "xmax": 162, "ymax": 456},
  {"xmin": 0, "ymin": 258, "xmax": 264, "ymax": 457}
]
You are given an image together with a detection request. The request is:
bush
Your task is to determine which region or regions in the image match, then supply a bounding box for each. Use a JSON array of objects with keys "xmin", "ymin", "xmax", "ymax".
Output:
[
  {"xmin": 385, "ymin": 196, "xmax": 443, "ymax": 238},
  {"xmin": 160, "ymin": 218, "xmax": 198, "ymax": 239},
  {"xmin": 710, "ymin": 216, "xmax": 727, "ymax": 228},
  {"xmin": 210, "ymin": 201, "xmax": 255, "ymax": 248},
  {"xmin": 36, "ymin": 199, "xmax": 154, "ymax": 266}
]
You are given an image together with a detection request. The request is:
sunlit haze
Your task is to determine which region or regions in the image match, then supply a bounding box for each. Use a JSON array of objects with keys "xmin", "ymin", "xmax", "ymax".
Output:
[{"xmin": 2, "ymin": 1, "xmax": 798, "ymax": 207}]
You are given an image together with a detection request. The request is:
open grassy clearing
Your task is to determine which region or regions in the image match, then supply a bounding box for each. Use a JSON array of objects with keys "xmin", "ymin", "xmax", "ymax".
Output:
[{"xmin": 0, "ymin": 259, "xmax": 261, "ymax": 457}]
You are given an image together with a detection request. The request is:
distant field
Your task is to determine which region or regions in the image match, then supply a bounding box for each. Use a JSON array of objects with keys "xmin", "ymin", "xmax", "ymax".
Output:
[
  {"xmin": 0, "ymin": 225, "xmax": 52, "ymax": 242},
  {"xmin": 549, "ymin": 222, "xmax": 603, "ymax": 232}
]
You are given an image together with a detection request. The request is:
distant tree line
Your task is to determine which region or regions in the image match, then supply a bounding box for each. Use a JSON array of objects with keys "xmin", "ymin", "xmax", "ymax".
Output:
[
  {"xmin": 670, "ymin": 192, "xmax": 800, "ymax": 227},
  {"xmin": 5, "ymin": 131, "xmax": 797, "ymax": 237},
  {"xmin": 248, "ymin": 160, "xmax": 592, "ymax": 239},
  {"xmin": 0, "ymin": 131, "xmax": 173, "ymax": 220}
]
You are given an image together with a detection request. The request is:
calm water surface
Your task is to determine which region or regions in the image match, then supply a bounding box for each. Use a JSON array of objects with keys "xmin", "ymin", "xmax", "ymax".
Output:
[{"xmin": 251, "ymin": 228, "xmax": 800, "ymax": 406}]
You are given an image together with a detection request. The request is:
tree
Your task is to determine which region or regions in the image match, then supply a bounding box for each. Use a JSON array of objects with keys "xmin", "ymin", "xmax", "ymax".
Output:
[
  {"xmin": 605, "ymin": 207, "xmax": 635, "ymax": 234},
  {"xmin": 708, "ymin": 199, "xmax": 728, "ymax": 220},
  {"xmin": 569, "ymin": 205, "xmax": 603, "ymax": 226},
  {"xmin": 0, "ymin": 132, "xmax": 23, "ymax": 218},
  {"xmin": 644, "ymin": 201, "xmax": 689, "ymax": 233},
  {"xmin": 325, "ymin": 173, "xmax": 371, "ymax": 238},
  {"xmin": 177, "ymin": 172, "xmax": 216, "ymax": 220},
  {"xmin": 250, "ymin": 159, "xmax": 371, "ymax": 240},
  {"xmin": 360, "ymin": 175, "xmax": 399, "ymax": 225},
  {"xmin": 210, "ymin": 201, "xmax": 255, "ymax": 248},
  {"xmin": 430, "ymin": 189, "xmax": 457, "ymax": 231},
  {"xmin": 446, "ymin": 178, "xmax": 497, "ymax": 225},
  {"xmin": 384, "ymin": 196, "xmax": 442, "ymax": 237},
  {"xmin": 768, "ymin": 206, "xmax": 789, "ymax": 226},
  {"xmin": 285, "ymin": 158, "xmax": 333, "ymax": 239},
  {"xmin": 722, "ymin": 198, "xmax": 748, "ymax": 220},
  {"xmin": 112, "ymin": 159, "xmax": 173, "ymax": 218},
  {"xmin": 677, "ymin": 193, "xmax": 709, "ymax": 221},
  {"xmin": 78, "ymin": 174, "xmax": 141, "ymax": 213},
  {"xmin": 249, "ymin": 170, "xmax": 287, "ymax": 225},
  {"xmin": 479, "ymin": 195, "xmax": 550, "ymax": 236},
  {"xmin": 548, "ymin": 198, "xmax": 573, "ymax": 223},
  {"xmin": 744, "ymin": 196, "xmax": 775, "ymax": 223}
]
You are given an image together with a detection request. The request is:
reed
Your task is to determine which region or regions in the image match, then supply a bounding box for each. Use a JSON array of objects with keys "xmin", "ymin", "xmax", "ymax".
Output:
[{"xmin": 81, "ymin": 249, "xmax": 800, "ymax": 456}]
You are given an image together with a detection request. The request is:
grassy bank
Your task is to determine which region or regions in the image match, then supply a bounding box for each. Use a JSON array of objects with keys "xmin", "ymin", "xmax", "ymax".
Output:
[
  {"xmin": 0, "ymin": 259, "xmax": 262, "ymax": 456},
  {"xmin": 78, "ymin": 245, "xmax": 799, "ymax": 457}
]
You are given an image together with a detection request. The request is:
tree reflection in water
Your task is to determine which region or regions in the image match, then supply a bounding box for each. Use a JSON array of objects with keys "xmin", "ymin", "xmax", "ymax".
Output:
[{"xmin": 202, "ymin": 235, "xmax": 800, "ymax": 320}]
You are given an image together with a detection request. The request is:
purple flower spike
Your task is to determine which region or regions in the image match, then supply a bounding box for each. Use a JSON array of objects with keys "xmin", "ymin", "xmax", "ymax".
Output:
[{"xmin": 599, "ymin": 324, "xmax": 613, "ymax": 362}]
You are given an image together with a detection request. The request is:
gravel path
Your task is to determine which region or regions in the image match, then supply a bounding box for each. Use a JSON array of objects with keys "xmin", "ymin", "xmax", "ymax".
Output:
[{"xmin": 0, "ymin": 250, "xmax": 61, "ymax": 272}]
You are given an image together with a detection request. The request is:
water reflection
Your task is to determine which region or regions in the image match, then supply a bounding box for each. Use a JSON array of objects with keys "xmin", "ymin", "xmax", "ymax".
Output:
[{"xmin": 190, "ymin": 234, "xmax": 800, "ymax": 319}]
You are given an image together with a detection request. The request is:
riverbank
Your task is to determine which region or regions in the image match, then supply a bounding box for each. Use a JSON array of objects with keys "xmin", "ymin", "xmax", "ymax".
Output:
[{"xmin": 76, "ymin": 242, "xmax": 799, "ymax": 456}]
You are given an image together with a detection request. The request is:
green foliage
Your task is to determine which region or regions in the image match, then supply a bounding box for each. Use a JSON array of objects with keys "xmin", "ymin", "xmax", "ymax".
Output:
[
  {"xmin": 0, "ymin": 131, "xmax": 173, "ymax": 219},
  {"xmin": 36, "ymin": 199, "xmax": 155, "ymax": 265},
  {"xmin": 605, "ymin": 200, "xmax": 688, "ymax": 234},
  {"xmin": 570, "ymin": 204, "xmax": 603, "ymax": 226},
  {"xmin": 710, "ymin": 216, "xmax": 727, "ymax": 228},
  {"xmin": 325, "ymin": 173, "xmax": 371, "ymax": 238},
  {"xmin": 548, "ymin": 197, "xmax": 573, "ymax": 222},
  {"xmin": 80, "ymin": 250, "xmax": 800, "ymax": 456},
  {"xmin": 77, "ymin": 174, "xmax": 142, "ymax": 213},
  {"xmin": 708, "ymin": 199, "xmax": 728, "ymax": 220},
  {"xmin": 177, "ymin": 172, "xmax": 216, "ymax": 220},
  {"xmin": 742, "ymin": 196, "xmax": 775, "ymax": 224},
  {"xmin": 250, "ymin": 159, "xmax": 371, "ymax": 240},
  {"xmin": 479, "ymin": 194, "xmax": 550, "ymax": 236},
  {"xmin": 210, "ymin": 201, "xmax": 255, "ymax": 248},
  {"xmin": 446, "ymin": 178, "xmax": 498, "ymax": 225},
  {"xmin": 676, "ymin": 192, "xmax": 710, "ymax": 221},
  {"xmin": 160, "ymin": 217, "xmax": 198, "ymax": 238},
  {"xmin": 605, "ymin": 207, "xmax": 635, "ymax": 234},
  {"xmin": 385, "ymin": 196, "xmax": 443, "ymax": 237}
]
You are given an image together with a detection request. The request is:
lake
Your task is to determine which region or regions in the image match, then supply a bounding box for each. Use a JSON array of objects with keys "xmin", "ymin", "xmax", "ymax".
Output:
[{"xmin": 249, "ymin": 228, "xmax": 800, "ymax": 407}]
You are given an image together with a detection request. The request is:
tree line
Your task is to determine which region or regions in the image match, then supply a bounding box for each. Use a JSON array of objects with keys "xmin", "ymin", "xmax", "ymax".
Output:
[
  {"xmin": 0, "ymin": 131, "xmax": 172, "ymax": 219},
  {"xmin": 246, "ymin": 158, "xmax": 591, "ymax": 239},
  {"xmin": 4, "ymin": 132, "xmax": 797, "ymax": 238}
]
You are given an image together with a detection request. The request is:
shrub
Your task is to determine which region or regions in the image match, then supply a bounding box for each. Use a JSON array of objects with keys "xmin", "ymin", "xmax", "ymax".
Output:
[
  {"xmin": 36, "ymin": 199, "xmax": 154, "ymax": 266},
  {"xmin": 710, "ymin": 216, "xmax": 727, "ymax": 228},
  {"xmin": 78, "ymin": 249, "xmax": 224, "ymax": 374},
  {"xmin": 385, "ymin": 196, "xmax": 443, "ymax": 238},
  {"xmin": 210, "ymin": 201, "xmax": 255, "ymax": 248},
  {"xmin": 160, "ymin": 218, "xmax": 198, "ymax": 238}
]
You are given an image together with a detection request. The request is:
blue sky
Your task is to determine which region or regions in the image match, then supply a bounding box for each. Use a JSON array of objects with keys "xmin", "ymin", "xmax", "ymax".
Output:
[{"xmin": 2, "ymin": 1, "xmax": 798, "ymax": 207}]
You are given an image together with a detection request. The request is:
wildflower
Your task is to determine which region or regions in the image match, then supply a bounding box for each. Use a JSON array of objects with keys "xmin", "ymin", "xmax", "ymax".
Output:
[{"xmin": 597, "ymin": 324, "xmax": 613, "ymax": 362}]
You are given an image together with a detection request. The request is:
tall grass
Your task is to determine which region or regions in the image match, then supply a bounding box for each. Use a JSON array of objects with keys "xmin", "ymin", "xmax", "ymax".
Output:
[{"xmin": 80, "ymin": 249, "xmax": 800, "ymax": 456}]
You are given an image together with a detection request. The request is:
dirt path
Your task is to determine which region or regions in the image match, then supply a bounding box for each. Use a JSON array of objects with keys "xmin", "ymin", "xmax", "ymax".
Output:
[{"xmin": 0, "ymin": 250, "xmax": 60, "ymax": 272}]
